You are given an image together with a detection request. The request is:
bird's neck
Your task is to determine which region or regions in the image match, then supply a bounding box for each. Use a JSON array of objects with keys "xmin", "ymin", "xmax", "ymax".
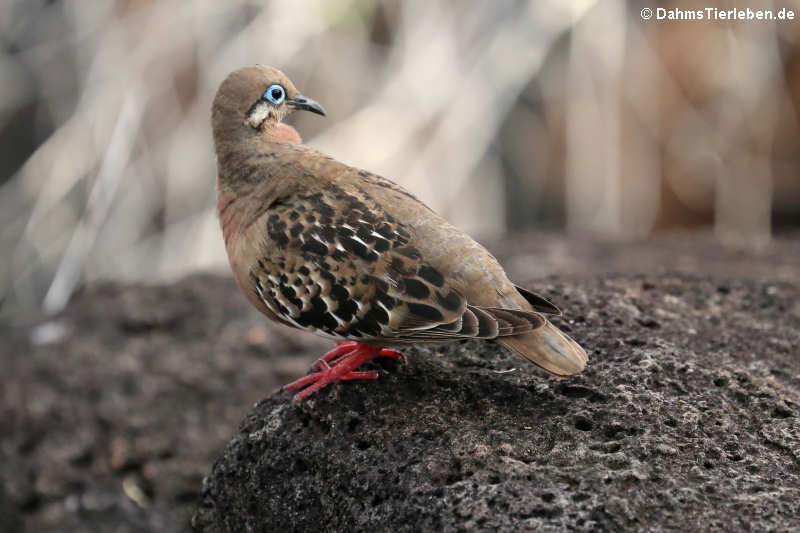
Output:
[
  {"xmin": 215, "ymin": 122, "xmax": 304, "ymax": 246},
  {"xmin": 215, "ymin": 121, "xmax": 303, "ymax": 190}
]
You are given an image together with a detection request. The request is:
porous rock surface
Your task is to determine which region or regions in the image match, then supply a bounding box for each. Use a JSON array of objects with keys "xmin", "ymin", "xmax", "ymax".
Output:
[{"xmin": 193, "ymin": 274, "xmax": 800, "ymax": 532}]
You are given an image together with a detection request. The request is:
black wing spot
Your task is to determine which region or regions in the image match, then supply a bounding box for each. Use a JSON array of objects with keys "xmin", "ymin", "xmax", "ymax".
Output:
[
  {"xmin": 267, "ymin": 216, "xmax": 289, "ymax": 247},
  {"xmin": 318, "ymin": 225, "xmax": 336, "ymax": 242},
  {"xmin": 310, "ymin": 295, "xmax": 327, "ymax": 314},
  {"xmin": 342, "ymin": 238, "xmax": 378, "ymax": 262},
  {"xmin": 318, "ymin": 269, "xmax": 336, "ymax": 283},
  {"xmin": 300, "ymin": 239, "xmax": 328, "ymax": 256},
  {"xmin": 279, "ymin": 284, "xmax": 295, "ymax": 298},
  {"xmin": 436, "ymin": 289, "xmax": 462, "ymax": 312},
  {"xmin": 321, "ymin": 312, "xmax": 339, "ymax": 330},
  {"xmin": 362, "ymin": 304, "xmax": 389, "ymax": 330},
  {"xmin": 330, "ymin": 284, "xmax": 349, "ymax": 302},
  {"xmin": 356, "ymin": 225, "xmax": 374, "ymax": 243},
  {"xmin": 407, "ymin": 303, "xmax": 444, "ymax": 322},
  {"xmin": 335, "ymin": 299, "xmax": 358, "ymax": 322},
  {"xmin": 418, "ymin": 265, "xmax": 444, "ymax": 287},
  {"xmin": 355, "ymin": 314, "xmax": 383, "ymax": 336},
  {"xmin": 389, "ymin": 256, "xmax": 416, "ymax": 277},
  {"xmin": 295, "ymin": 294, "xmax": 337, "ymax": 331},
  {"xmin": 272, "ymin": 233, "xmax": 289, "ymax": 247},
  {"xmin": 290, "ymin": 223, "xmax": 304, "ymax": 237},
  {"xmin": 376, "ymin": 292, "xmax": 398, "ymax": 310},
  {"xmin": 376, "ymin": 223, "xmax": 394, "ymax": 240},
  {"xmin": 402, "ymin": 278, "xmax": 430, "ymax": 299},
  {"xmin": 298, "ymin": 266, "xmax": 310, "ymax": 276},
  {"xmin": 373, "ymin": 238, "xmax": 390, "ymax": 252},
  {"xmin": 336, "ymin": 226, "xmax": 354, "ymax": 239},
  {"xmin": 279, "ymin": 285, "xmax": 303, "ymax": 309}
]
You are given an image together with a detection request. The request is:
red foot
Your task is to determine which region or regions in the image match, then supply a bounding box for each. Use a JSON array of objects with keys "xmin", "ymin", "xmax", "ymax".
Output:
[{"xmin": 282, "ymin": 342, "xmax": 405, "ymax": 401}]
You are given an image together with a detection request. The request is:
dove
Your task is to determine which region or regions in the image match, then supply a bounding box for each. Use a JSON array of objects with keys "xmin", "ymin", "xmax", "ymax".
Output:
[{"xmin": 211, "ymin": 65, "xmax": 587, "ymax": 401}]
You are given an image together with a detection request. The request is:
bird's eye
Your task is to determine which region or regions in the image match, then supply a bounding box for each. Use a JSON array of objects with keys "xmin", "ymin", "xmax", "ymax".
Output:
[{"xmin": 264, "ymin": 84, "xmax": 285, "ymax": 104}]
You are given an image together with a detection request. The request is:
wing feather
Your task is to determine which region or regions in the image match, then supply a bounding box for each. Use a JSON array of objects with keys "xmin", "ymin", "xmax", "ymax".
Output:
[{"xmin": 244, "ymin": 178, "xmax": 547, "ymax": 344}]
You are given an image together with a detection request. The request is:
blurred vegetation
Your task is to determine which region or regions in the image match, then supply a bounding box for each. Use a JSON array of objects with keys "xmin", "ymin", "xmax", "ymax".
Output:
[{"xmin": 1, "ymin": 0, "xmax": 798, "ymax": 321}]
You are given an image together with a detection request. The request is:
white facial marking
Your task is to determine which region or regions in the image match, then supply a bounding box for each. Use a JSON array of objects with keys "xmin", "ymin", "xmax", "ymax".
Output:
[{"xmin": 246, "ymin": 101, "xmax": 271, "ymax": 129}]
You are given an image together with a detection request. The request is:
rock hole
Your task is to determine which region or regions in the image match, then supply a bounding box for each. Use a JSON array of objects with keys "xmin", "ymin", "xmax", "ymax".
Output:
[
  {"xmin": 541, "ymin": 492, "xmax": 555, "ymax": 503},
  {"xmin": 772, "ymin": 406, "xmax": 793, "ymax": 419},
  {"xmin": 529, "ymin": 506, "xmax": 562, "ymax": 519},
  {"xmin": 294, "ymin": 458, "xmax": 309, "ymax": 473},
  {"xmin": 574, "ymin": 416, "xmax": 593, "ymax": 431},
  {"xmin": 603, "ymin": 424, "xmax": 626, "ymax": 440}
]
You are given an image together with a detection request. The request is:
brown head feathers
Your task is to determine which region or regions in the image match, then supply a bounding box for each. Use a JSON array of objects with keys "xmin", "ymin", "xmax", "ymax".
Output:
[{"xmin": 212, "ymin": 65, "xmax": 324, "ymax": 147}]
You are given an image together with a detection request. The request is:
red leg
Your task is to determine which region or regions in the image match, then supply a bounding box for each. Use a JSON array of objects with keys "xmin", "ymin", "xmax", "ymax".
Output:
[
  {"xmin": 282, "ymin": 342, "xmax": 405, "ymax": 401},
  {"xmin": 311, "ymin": 341, "xmax": 359, "ymax": 370}
]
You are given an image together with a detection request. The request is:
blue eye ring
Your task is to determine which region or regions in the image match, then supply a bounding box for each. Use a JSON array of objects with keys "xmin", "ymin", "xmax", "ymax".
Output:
[{"xmin": 264, "ymin": 84, "xmax": 286, "ymax": 104}]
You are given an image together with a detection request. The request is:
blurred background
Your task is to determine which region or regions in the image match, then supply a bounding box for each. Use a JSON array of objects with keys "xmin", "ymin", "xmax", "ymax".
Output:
[
  {"xmin": 1, "ymin": 0, "xmax": 799, "ymax": 322},
  {"xmin": 2, "ymin": 2, "xmax": 800, "ymax": 531}
]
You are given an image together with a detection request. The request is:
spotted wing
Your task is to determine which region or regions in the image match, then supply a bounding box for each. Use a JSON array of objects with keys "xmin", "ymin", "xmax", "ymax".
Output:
[{"xmin": 246, "ymin": 186, "xmax": 543, "ymax": 342}]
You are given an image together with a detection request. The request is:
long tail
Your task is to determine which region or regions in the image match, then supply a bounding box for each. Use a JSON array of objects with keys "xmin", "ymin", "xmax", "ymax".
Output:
[{"xmin": 497, "ymin": 321, "xmax": 588, "ymax": 376}]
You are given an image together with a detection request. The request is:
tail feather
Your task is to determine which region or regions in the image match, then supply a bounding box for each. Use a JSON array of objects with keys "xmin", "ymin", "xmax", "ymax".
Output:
[
  {"xmin": 482, "ymin": 307, "xmax": 546, "ymax": 336},
  {"xmin": 497, "ymin": 321, "xmax": 587, "ymax": 376}
]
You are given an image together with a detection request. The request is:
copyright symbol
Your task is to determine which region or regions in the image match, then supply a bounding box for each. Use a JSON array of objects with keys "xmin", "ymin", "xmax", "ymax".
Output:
[{"xmin": 641, "ymin": 7, "xmax": 653, "ymax": 20}]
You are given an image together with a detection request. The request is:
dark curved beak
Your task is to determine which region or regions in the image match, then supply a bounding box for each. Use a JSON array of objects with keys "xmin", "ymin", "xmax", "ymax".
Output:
[{"xmin": 287, "ymin": 94, "xmax": 326, "ymax": 116}]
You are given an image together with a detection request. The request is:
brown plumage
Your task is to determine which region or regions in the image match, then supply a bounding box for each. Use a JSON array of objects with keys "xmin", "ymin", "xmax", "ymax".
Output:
[{"xmin": 211, "ymin": 65, "xmax": 587, "ymax": 400}]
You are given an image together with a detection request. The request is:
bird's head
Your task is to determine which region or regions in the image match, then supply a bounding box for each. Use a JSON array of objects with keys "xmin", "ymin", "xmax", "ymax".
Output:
[{"xmin": 212, "ymin": 65, "xmax": 325, "ymax": 142}]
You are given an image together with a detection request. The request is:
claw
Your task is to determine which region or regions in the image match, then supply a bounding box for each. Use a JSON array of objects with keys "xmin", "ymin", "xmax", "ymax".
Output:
[{"xmin": 379, "ymin": 348, "xmax": 406, "ymax": 364}]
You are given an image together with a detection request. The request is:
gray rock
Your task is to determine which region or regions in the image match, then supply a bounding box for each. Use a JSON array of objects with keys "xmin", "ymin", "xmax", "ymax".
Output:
[{"xmin": 192, "ymin": 275, "xmax": 800, "ymax": 532}]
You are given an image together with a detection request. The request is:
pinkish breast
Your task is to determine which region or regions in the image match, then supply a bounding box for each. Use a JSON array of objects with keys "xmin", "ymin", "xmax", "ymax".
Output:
[
  {"xmin": 217, "ymin": 188, "xmax": 242, "ymax": 256},
  {"xmin": 270, "ymin": 123, "xmax": 302, "ymax": 144}
]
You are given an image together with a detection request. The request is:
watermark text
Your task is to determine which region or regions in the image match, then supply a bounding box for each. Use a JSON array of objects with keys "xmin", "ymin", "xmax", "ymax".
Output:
[{"xmin": 641, "ymin": 7, "xmax": 795, "ymax": 21}]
